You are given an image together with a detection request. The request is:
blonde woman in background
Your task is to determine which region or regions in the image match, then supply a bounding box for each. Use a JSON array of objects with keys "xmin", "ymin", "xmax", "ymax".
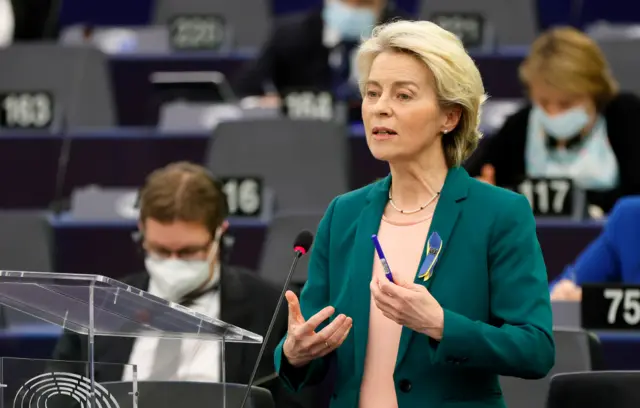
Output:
[
  {"xmin": 274, "ymin": 20, "xmax": 554, "ymax": 408},
  {"xmin": 468, "ymin": 27, "xmax": 640, "ymax": 214}
]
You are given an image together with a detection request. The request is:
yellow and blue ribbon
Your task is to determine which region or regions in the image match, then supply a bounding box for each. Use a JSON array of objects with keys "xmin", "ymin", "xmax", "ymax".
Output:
[{"xmin": 417, "ymin": 232, "xmax": 442, "ymax": 281}]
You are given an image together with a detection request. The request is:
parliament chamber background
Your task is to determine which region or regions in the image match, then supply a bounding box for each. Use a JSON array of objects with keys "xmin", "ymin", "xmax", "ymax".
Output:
[{"xmin": 2, "ymin": 0, "xmax": 640, "ymax": 406}]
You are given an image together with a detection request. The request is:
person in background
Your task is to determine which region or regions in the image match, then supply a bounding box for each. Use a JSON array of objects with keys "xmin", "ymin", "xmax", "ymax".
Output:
[
  {"xmin": 550, "ymin": 196, "xmax": 640, "ymax": 301},
  {"xmin": 9, "ymin": 0, "xmax": 59, "ymax": 41},
  {"xmin": 466, "ymin": 27, "xmax": 640, "ymax": 214},
  {"xmin": 0, "ymin": 0, "xmax": 14, "ymax": 46},
  {"xmin": 50, "ymin": 162, "xmax": 303, "ymax": 408},
  {"xmin": 233, "ymin": 0, "xmax": 408, "ymax": 104}
]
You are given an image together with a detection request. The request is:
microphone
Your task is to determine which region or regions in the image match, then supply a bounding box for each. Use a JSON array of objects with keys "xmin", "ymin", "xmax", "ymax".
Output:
[
  {"xmin": 51, "ymin": 50, "xmax": 87, "ymax": 215},
  {"xmin": 51, "ymin": 126, "xmax": 72, "ymax": 215},
  {"xmin": 239, "ymin": 230, "xmax": 314, "ymax": 408}
]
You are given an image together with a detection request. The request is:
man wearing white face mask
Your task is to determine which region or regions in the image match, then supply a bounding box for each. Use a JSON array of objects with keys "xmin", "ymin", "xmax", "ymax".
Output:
[
  {"xmin": 51, "ymin": 162, "xmax": 306, "ymax": 408},
  {"xmin": 233, "ymin": 0, "xmax": 409, "ymax": 101},
  {"xmin": 467, "ymin": 27, "xmax": 640, "ymax": 214},
  {"xmin": 143, "ymin": 222, "xmax": 224, "ymax": 304}
]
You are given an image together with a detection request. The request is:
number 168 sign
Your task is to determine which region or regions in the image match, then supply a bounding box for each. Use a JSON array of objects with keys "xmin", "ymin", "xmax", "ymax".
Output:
[{"xmin": 582, "ymin": 284, "xmax": 640, "ymax": 330}]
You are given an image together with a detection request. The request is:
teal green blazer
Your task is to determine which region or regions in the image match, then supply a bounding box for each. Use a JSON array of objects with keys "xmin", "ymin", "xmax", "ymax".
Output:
[{"xmin": 274, "ymin": 167, "xmax": 555, "ymax": 408}]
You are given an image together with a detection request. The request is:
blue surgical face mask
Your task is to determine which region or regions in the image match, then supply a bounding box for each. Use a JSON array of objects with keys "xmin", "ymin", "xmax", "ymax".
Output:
[
  {"xmin": 534, "ymin": 105, "xmax": 591, "ymax": 140},
  {"xmin": 322, "ymin": 0, "xmax": 377, "ymax": 41}
]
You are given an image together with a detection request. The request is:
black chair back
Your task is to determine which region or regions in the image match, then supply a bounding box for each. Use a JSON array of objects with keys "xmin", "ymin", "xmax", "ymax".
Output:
[
  {"xmin": 500, "ymin": 328, "xmax": 601, "ymax": 408},
  {"xmin": 587, "ymin": 330, "xmax": 605, "ymax": 370},
  {"xmin": 547, "ymin": 371, "xmax": 640, "ymax": 408},
  {"xmin": 257, "ymin": 212, "xmax": 323, "ymax": 287},
  {"xmin": 102, "ymin": 381, "xmax": 274, "ymax": 408}
]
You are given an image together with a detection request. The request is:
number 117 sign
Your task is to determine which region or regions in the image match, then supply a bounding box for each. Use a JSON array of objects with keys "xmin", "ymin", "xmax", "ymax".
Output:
[{"xmin": 516, "ymin": 177, "xmax": 574, "ymax": 217}]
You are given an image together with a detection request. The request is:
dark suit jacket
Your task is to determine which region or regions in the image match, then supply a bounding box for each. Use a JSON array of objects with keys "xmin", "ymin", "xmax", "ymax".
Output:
[
  {"xmin": 465, "ymin": 92, "xmax": 640, "ymax": 213},
  {"xmin": 10, "ymin": 0, "xmax": 59, "ymax": 40},
  {"xmin": 232, "ymin": 5, "xmax": 410, "ymax": 97},
  {"xmin": 50, "ymin": 265, "xmax": 303, "ymax": 407},
  {"xmin": 275, "ymin": 168, "xmax": 555, "ymax": 408}
]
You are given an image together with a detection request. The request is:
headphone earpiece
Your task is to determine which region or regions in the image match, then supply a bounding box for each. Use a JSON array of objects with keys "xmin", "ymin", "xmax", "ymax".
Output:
[{"xmin": 134, "ymin": 188, "xmax": 142, "ymax": 210}]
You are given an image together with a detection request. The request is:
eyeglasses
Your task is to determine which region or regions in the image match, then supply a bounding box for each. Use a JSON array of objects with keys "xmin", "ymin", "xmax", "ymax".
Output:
[{"xmin": 144, "ymin": 241, "xmax": 213, "ymax": 261}]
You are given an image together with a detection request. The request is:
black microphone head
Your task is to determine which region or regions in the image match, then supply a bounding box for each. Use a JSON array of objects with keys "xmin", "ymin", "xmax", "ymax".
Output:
[{"xmin": 293, "ymin": 230, "xmax": 314, "ymax": 255}]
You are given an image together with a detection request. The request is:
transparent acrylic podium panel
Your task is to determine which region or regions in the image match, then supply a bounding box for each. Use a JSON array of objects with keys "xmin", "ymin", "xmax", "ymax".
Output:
[{"xmin": 0, "ymin": 271, "xmax": 264, "ymax": 408}]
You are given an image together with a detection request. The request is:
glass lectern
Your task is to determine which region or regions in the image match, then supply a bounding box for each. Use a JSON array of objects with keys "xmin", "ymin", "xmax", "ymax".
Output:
[{"xmin": 0, "ymin": 271, "xmax": 263, "ymax": 408}]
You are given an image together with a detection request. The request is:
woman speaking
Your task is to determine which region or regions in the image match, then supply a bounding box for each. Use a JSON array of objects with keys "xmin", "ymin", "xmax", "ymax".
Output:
[{"xmin": 274, "ymin": 20, "xmax": 555, "ymax": 407}]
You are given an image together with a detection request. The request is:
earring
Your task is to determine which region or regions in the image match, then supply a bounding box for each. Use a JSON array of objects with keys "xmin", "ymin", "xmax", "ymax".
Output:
[{"xmin": 443, "ymin": 129, "xmax": 449, "ymax": 134}]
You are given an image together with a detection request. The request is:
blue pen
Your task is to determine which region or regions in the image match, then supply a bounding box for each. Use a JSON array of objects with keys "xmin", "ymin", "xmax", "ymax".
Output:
[{"xmin": 371, "ymin": 234, "xmax": 394, "ymax": 283}]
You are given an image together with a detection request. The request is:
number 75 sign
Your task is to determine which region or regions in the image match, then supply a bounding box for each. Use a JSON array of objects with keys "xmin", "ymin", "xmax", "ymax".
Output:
[{"xmin": 582, "ymin": 285, "xmax": 640, "ymax": 329}]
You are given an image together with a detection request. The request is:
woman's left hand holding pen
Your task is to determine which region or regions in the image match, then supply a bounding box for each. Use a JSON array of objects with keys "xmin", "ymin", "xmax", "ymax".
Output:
[{"xmin": 370, "ymin": 273, "xmax": 445, "ymax": 341}]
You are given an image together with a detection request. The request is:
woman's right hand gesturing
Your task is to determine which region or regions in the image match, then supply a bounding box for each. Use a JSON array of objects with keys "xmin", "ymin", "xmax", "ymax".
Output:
[{"xmin": 282, "ymin": 290, "xmax": 353, "ymax": 368}]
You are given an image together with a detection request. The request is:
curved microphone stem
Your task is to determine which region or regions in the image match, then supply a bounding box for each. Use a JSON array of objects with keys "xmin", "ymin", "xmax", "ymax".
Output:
[{"xmin": 239, "ymin": 250, "xmax": 304, "ymax": 408}]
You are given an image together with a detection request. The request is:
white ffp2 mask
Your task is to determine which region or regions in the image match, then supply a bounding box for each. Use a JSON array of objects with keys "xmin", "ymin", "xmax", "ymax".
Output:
[{"xmin": 145, "ymin": 228, "xmax": 222, "ymax": 302}]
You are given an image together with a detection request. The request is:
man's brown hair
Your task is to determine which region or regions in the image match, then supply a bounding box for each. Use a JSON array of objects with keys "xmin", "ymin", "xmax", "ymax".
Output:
[{"xmin": 138, "ymin": 161, "xmax": 227, "ymax": 234}]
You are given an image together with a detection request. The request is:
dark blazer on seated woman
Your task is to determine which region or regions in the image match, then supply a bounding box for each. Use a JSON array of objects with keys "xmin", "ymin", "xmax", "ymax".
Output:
[
  {"xmin": 467, "ymin": 93, "xmax": 640, "ymax": 214},
  {"xmin": 274, "ymin": 168, "xmax": 555, "ymax": 407}
]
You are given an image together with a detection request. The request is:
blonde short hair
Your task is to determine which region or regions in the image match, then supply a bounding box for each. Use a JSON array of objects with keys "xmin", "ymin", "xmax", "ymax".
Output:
[
  {"xmin": 355, "ymin": 20, "xmax": 487, "ymax": 167},
  {"xmin": 519, "ymin": 27, "xmax": 619, "ymax": 109}
]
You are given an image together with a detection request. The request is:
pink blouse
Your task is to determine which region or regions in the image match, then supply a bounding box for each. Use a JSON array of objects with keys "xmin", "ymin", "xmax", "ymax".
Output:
[{"xmin": 359, "ymin": 212, "xmax": 433, "ymax": 408}]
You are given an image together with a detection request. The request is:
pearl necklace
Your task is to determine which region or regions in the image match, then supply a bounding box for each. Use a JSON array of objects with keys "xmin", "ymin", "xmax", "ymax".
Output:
[{"xmin": 388, "ymin": 188, "xmax": 440, "ymax": 214}]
